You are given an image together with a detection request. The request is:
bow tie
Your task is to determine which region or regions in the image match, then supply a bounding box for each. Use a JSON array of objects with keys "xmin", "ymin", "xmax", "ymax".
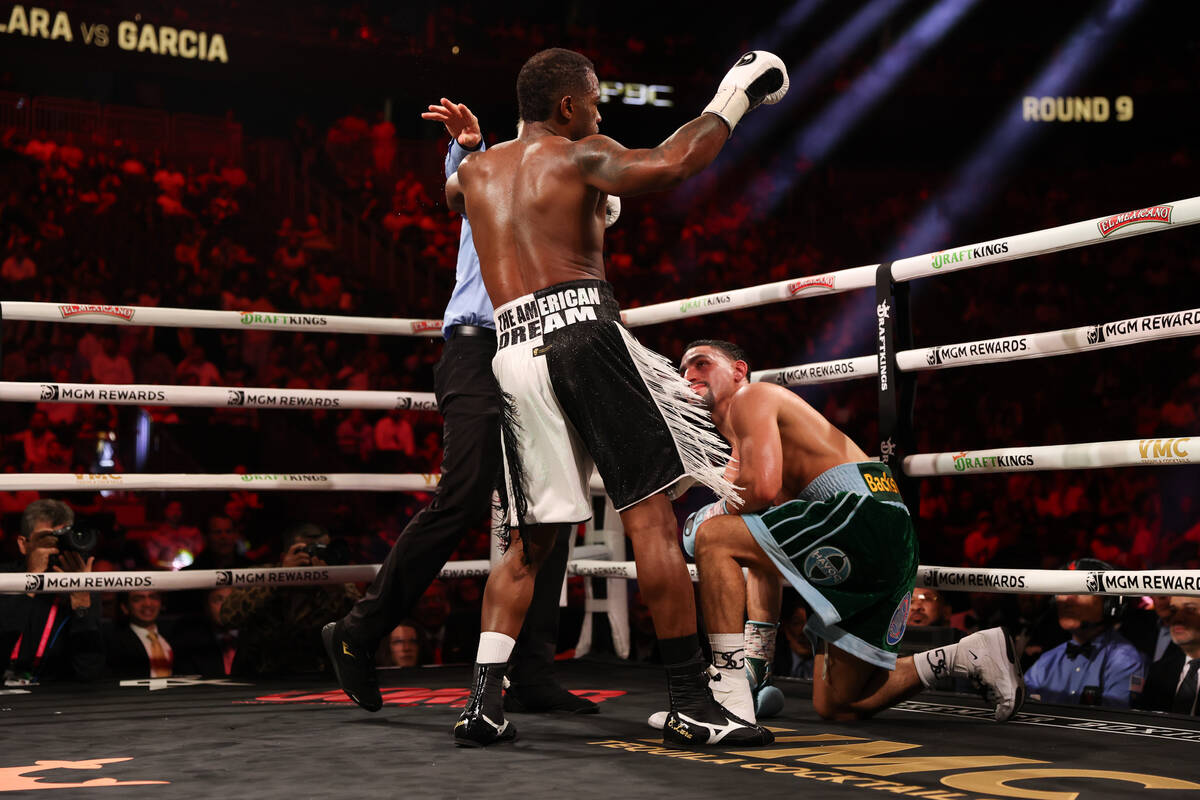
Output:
[{"xmin": 1065, "ymin": 641, "xmax": 1095, "ymax": 660}]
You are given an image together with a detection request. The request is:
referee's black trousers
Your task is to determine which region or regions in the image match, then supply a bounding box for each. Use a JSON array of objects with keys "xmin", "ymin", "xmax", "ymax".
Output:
[{"xmin": 343, "ymin": 331, "xmax": 569, "ymax": 673}]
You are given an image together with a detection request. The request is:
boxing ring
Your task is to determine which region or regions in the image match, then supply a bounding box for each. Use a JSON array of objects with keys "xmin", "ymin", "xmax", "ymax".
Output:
[{"xmin": 3, "ymin": 196, "xmax": 1200, "ymax": 797}]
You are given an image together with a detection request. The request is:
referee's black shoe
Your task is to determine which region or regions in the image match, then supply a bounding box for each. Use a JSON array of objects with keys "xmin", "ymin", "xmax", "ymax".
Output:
[{"xmin": 322, "ymin": 620, "xmax": 382, "ymax": 712}]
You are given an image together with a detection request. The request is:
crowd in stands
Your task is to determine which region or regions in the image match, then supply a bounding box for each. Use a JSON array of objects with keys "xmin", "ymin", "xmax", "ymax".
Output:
[{"xmin": 1, "ymin": 98, "xmax": 1197, "ymax": 704}]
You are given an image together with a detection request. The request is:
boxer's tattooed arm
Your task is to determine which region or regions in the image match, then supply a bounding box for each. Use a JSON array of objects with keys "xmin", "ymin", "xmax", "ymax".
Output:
[{"xmin": 572, "ymin": 115, "xmax": 728, "ymax": 197}]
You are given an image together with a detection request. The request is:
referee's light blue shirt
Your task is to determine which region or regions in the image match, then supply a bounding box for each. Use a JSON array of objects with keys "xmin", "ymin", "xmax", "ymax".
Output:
[
  {"xmin": 441, "ymin": 139, "xmax": 494, "ymax": 338},
  {"xmin": 1024, "ymin": 628, "xmax": 1146, "ymax": 708}
]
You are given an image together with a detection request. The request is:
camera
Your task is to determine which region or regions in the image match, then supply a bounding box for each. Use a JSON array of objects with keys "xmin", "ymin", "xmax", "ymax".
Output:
[
  {"xmin": 302, "ymin": 538, "xmax": 349, "ymax": 566},
  {"xmin": 49, "ymin": 525, "xmax": 99, "ymax": 557}
]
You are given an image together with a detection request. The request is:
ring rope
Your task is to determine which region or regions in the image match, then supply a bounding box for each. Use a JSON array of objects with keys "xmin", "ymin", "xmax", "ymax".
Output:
[
  {"xmin": 621, "ymin": 196, "xmax": 1200, "ymax": 328},
  {"xmin": 753, "ymin": 304, "xmax": 1200, "ymax": 387},
  {"xmin": 0, "ymin": 302, "xmax": 444, "ymax": 337},
  {"xmin": 0, "ymin": 472, "xmax": 612, "ymax": 493},
  {"xmin": 0, "ymin": 473, "xmax": 445, "ymax": 492},
  {"xmin": 904, "ymin": 435, "xmax": 1198, "ymax": 477},
  {"xmin": 9, "ymin": 560, "xmax": 1198, "ymax": 597},
  {"xmin": 0, "ymin": 381, "xmax": 438, "ymax": 411},
  {"xmin": 7, "ymin": 199, "xmax": 1193, "ymax": 337},
  {"xmin": 0, "ymin": 545, "xmax": 615, "ymax": 595}
]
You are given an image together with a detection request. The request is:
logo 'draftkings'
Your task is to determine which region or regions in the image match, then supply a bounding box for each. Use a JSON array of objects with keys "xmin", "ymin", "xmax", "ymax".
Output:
[
  {"xmin": 1096, "ymin": 204, "xmax": 1173, "ymax": 238},
  {"xmin": 930, "ymin": 240, "xmax": 1009, "ymax": 270}
]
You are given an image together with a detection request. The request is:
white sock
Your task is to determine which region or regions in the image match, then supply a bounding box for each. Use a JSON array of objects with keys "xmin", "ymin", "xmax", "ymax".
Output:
[
  {"xmin": 913, "ymin": 643, "xmax": 958, "ymax": 688},
  {"xmin": 709, "ymin": 633, "xmax": 755, "ymax": 722},
  {"xmin": 476, "ymin": 631, "xmax": 516, "ymax": 665}
]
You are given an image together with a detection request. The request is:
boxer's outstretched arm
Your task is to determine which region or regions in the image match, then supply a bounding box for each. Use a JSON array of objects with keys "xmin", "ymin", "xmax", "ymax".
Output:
[
  {"xmin": 572, "ymin": 50, "xmax": 789, "ymax": 197},
  {"xmin": 571, "ymin": 115, "xmax": 729, "ymax": 197}
]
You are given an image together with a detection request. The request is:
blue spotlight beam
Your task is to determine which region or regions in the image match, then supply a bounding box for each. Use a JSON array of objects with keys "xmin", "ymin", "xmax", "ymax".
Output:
[
  {"xmin": 895, "ymin": 0, "xmax": 1147, "ymax": 258},
  {"xmin": 761, "ymin": 0, "xmax": 983, "ymax": 217}
]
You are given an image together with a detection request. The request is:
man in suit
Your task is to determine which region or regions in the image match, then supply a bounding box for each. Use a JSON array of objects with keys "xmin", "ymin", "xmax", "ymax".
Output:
[
  {"xmin": 106, "ymin": 591, "xmax": 173, "ymax": 679},
  {"xmin": 1139, "ymin": 594, "xmax": 1200, "ymax": 715},
  {"xmin": 172, "ymin": 586, "xmax": 239, "ymax": 677}
]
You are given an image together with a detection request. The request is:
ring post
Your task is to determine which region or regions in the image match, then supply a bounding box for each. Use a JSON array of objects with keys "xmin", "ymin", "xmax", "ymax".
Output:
[{"xmin": 875, "ymin": 261, "xmax": 916, "ymax": 500}]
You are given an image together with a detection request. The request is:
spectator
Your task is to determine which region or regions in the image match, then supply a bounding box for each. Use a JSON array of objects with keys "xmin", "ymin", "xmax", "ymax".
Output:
[
  {"xmin": 90, "ymin": 333, "xmax": 134, "ymax": 385},
  {"xmin": 144, "ymin": 500, "xmax": 205, "ymax": 570},
  {"xmin": 176, "ymin": 344, "xmax": 222, "ymax": 386},
  {"xmin": 412, "ymin": 580, "xmax": 475, "ymax": 665},
  {"xmin": 219, "ymin": 522, "xmax": 360, "ymax": 676},
  {"xmin": 0, "ymin": 499, "xmax": 104, "ymax": 684},
  {"xmin": 775, "ymin": 601, "xmax": 814, "ymax": 679},
  {"xmin": 105, "ymin": 591, "xmax": 173, "ymax": 679},
  {"xmin": 373, "ymin": 407, "xmax": 415, "ymax": 468},
  {"xmin": 1139, "ymin": 595, "xmax": 1199, "ymax": 715},
  {"xmin": 187, "ymin": 514, "xmax": 251, "ymax": 571},
  {"xmin": 378, "ymin": 620, "xmax": 425, "ymax": 668},
  {"xmin": 12, "ymin": 410, "xmax": 58, "ymax": 472},
  {"xmin": 335, "ymin": 409, "xmax": 375, "ymax": 466},
  {"xmin": 2, "ymin": 244, "xmax": 36, "ymax": 284},
  {"xmin": 172, "ymin": 587, "xmax": 240, "ymax": 677},
  {"xmin": 1024, "ymin": 559, "xmax": 1146, "ymax": 707}
]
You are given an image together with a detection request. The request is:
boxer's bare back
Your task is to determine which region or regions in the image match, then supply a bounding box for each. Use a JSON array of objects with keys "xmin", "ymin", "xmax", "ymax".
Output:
[{"xmin": 446, "ymin": 69, "xmax": 727, "ymax": 307}]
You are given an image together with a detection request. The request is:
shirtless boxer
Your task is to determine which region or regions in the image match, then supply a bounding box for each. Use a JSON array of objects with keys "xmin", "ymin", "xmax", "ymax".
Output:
[
  {"xmin": 445, "ymin": 48, "xmax": 788, "ymax": 747},
  {"xmin": 679, "ymin": 340, "xmax": 1025, "ymax": 724}
]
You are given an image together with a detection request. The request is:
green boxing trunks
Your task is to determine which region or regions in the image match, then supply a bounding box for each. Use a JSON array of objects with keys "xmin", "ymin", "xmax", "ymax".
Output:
[{"xmin": 741, "ymin": 461, "xmax": 918, "ymax": 669}]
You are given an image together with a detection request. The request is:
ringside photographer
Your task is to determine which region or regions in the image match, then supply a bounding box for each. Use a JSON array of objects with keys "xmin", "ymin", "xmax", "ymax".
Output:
[{"xmin": 1, "ymin": 499, "xmax": 105, "ymax": 685}]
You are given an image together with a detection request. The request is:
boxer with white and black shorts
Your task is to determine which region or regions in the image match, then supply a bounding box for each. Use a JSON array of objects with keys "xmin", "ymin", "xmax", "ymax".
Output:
[
  {"xmin": 445, "ymin": 46, "xmax": 789, "ymax": 747},
  {"xmin": 492, "ymin": 279, "xmax": 731, "ymax": 530}
]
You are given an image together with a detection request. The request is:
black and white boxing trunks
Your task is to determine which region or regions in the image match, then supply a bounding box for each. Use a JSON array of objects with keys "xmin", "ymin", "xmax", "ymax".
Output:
[{"xmin": 492, "ymin": 279, "xmax": 735, "ymax": 526}]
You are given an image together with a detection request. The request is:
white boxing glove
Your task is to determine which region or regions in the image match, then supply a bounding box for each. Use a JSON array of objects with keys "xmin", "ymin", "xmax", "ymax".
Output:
[
  {"xmin": 704, "ymin": 51, "xmax": 789, "ymax": 136},
  {"xmin": 604, "ymin": 194, "xmax": 621, "ymax": 228}
]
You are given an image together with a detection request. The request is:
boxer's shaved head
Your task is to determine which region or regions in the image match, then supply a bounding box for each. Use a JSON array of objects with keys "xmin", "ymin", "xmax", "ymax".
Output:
[{"xmin": 517, "ymin": 48, "xmax": 596, "ymax": 123}]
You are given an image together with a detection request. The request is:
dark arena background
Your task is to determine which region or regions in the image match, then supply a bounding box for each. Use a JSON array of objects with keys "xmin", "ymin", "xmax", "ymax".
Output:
[{"xmin": 2, "ymin": 2, "xmax": 1199, "ymax": 798}]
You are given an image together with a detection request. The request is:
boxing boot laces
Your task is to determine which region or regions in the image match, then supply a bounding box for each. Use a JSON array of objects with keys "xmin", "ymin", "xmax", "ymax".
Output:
[
  {"xmin": 454, "ymin": 663, "xmax": 518, "ymax": 747},
  {"xmin": 662, "ymin": 660, "xmax": 774, "ymax": 746}
]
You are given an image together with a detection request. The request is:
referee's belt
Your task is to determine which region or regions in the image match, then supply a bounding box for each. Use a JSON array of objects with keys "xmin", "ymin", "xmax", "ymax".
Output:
[{"xmin": 447, "ymin": 324, "xmax": 496, "ymax": 339}]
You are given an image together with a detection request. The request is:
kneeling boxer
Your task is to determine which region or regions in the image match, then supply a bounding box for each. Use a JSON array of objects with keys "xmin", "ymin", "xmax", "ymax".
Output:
[{"xmin": 677, "ymin": 340, "xmax": 1025, "ymax": 723}]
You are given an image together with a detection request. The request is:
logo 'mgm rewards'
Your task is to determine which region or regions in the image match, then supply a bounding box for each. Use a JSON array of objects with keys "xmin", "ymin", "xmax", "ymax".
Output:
[
  {"xmin": 1096, "ymin": 204, "xmax": 1172, "ymax": 237},
  {"xmin": 786, "ymin": 275, "xmax": 836, "ymax": 296},
  {"xmin": 58, "ymin": 304, "xmax": 136, "ymax": 322}
]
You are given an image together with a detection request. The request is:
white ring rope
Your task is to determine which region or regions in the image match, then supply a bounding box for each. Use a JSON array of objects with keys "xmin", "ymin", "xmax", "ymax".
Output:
[
  {"xmin": 0, "ymin": 302, "xmax": 445, "ymax": 337},
  {"xmin": 904, "ymin": 435, "xmax": 1198, "ymax": 477},
  {"xmin": 0, "ymin": 381, "xmax": 438, "ymax": 411},
  {"xmin": 0, "ymin": 473, "xmax": 444, "ymax": 492},
  {"xmin": 5, "ymin": 199, "xmax": 1194, "ymax": 336},
  {"xmin": 621, "ymin": 196, "xmax": 1200, "ymax": 328},
  {"xmin": 0, "ymin": 471, "xmax": 612, "ymax": 494},
  {"xmin": 752, "ymin": 305, "xmax": 1200, "ymax": 387},
  {"xmin": 7, "ymin": 560, "xmax": 1198, "ymax": 597}
]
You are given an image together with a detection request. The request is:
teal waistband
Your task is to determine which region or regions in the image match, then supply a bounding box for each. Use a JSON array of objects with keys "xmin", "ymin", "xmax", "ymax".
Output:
[
  {"xmin": 798, "ymin": 462, "xmax": 906, "ymax": 511},
  {"xmin": 798, "ymin": 463, "xmax": 873, "ymax": 501}
]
